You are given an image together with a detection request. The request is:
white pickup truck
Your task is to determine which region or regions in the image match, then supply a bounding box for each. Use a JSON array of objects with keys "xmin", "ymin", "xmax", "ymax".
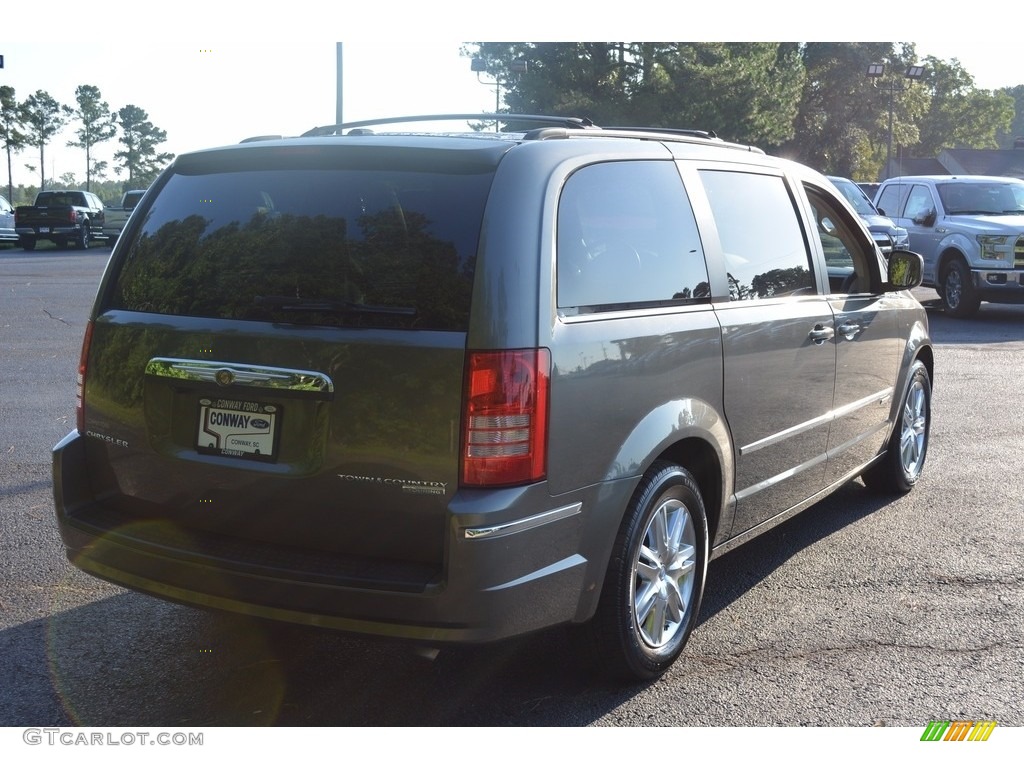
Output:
[
  {"xmin": 102, "ymin": 189, "xmax": 147, "ymax": 244},
  {"xmin": 874, "ymin": 175, "xmax": 1024, "ymax": 317}
]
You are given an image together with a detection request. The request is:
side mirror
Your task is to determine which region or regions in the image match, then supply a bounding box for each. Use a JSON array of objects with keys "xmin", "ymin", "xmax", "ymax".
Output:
[{"xmin": 884, "ymin": 249, "xmax": 924, "ymax": 291}]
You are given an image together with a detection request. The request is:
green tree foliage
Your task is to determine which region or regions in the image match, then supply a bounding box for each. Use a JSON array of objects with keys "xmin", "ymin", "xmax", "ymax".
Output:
[
  {"xmin": 468, "ymin": 43, "xmax": 805, "ymax": 146},
  {"xmin": 21, "ymin": 90, "xmax": 68, "ymax": 191},
  {"xmin": 89, "ymin": 178, "xmax": 125, "ymax": 205},
  {"xmin": 65, "ymin": 85, "xmax": 118, "ymax": 192},
  {"xmin": 996, "ymin": 85, "xmax": 1024, "ymax": 149},
  {"xmin": 0, "ymin": 86, "xmax": 29, "ymax": 203},
  {"xmin": 91, "ymin": 159, "xmax": 112, "ymax": 183},
  {"xmin": 783, "ymin": 43, "xmax": 926, "ymax": 180},
  {"xmin": 911, "ymin": 57, "xmax": 1014, "ymax": 156},
  {"xmin": 750, "ymin": 266, "xmax": 812, "ymax": 300},
  {"xmin": 475, "ymin": 41, "xmax": 1021, "ymax": 183},
  {"xmin": 114, "ymin": 105, "xmax": 174, "ymax": 188}
]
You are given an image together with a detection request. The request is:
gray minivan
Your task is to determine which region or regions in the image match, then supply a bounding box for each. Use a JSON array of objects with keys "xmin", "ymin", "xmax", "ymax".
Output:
[{"xmin": 53, "ymin": 115, "xmax": 933, "ymax": 681}]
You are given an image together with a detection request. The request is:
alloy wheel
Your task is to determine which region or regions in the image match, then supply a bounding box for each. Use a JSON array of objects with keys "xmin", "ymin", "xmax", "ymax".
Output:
[
  {"xmin": 900, "ymin": 378, "xmax": 928, "ymax": 479},
  {"xmin": 632, "ymin": 497, "xmax": 696, "ymax": 649}
]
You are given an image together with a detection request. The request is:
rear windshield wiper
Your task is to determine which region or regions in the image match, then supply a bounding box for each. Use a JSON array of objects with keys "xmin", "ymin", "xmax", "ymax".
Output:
[{"xmin": 254, "ymin": 296, "xmax": 417, "ymax": 316}]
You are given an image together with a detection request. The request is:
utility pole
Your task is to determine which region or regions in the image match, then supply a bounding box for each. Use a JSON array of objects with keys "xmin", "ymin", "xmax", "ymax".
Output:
[
  {"xmin": 336, "ymin": 43, "xmax": 343, "ymax": 126},
  {"xmin": 471, "ymin": 57, "xmax": 528, "ymax": 131}
]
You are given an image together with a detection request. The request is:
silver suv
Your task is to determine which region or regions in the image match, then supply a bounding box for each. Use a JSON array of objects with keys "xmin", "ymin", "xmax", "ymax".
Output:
[
  {"xmin": 874, "ymin": 175, "xmax": 1024, "ymax": 317},
  {"xmin": 827, "ymin": 175, "xmax": 909, "ymax": 256},
  {"xmin": 53, "ymin": 115, "xmax": 933, "ymax": 681}
]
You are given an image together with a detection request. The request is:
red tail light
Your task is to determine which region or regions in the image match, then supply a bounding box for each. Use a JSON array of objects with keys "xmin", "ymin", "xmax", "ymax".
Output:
[
  {"xmin": 462, "ymin": 349, "xmax": 550, "ymax": 487},
  {"xmin": 69, "ymin": 209, "xmax": 77, "ymax": 223},
  {"xmin": 76, "ymin": 321, "xmax": 94, "ymax": 433}
]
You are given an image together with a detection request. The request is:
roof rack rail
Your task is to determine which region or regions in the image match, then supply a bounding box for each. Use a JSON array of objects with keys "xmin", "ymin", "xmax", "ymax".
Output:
[
  {"xmin": 301, "ymin": 113, "xmax": 598, "ymax": 137},
  {"xmin": 602, "ymin": 126, "xmax": 719, "ymax": 140}
]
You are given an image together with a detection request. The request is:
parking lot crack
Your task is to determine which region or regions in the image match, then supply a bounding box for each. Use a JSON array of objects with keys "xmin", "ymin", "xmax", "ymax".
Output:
[{"xmin": 41, "ymin": 308, "xmax": 71, "ymax": 325}]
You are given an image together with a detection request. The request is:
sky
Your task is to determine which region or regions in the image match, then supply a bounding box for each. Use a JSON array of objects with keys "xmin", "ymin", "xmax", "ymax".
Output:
[{"xmin": 1, "ymin": 6, "xmax": 1018, "ymax": 191}]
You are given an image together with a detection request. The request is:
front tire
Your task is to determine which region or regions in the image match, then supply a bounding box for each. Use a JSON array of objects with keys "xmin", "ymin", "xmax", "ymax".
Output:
[
  {"xmin": 940, "ymin": 258, "xmax": 980, "ymax": 318},
  {"xmin": 862, "ymin": 360, "xmax": 931, "ymax": 494},
  {"xmin": 584, "ymin": 462, "xmax": 708, "ymax": 681}
]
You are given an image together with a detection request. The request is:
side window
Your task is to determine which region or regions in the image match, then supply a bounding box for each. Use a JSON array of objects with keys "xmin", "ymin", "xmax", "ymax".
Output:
[
  {"xmin": 699, "ymin": 170, "xmax": 814, "ymax": 301},
  {"xmin": 875, "ymin": 184, "xmax": 909, "ymax": 218},
  {"xmin": 903, "ymin": 185, "xmax": 934, "ymax": 221},
  {"xmin": 805, "ymin": 186, "xmax": 877, "ymax": 295},
  {"xmin": 556, "ymin": 161, "xmax": 710, "ymax": 311}
]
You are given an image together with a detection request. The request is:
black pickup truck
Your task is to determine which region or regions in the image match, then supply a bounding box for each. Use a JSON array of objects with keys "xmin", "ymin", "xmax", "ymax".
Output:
[{"xmin": 15, "ymin": 190, "xmax": 106, "ymax": 250}]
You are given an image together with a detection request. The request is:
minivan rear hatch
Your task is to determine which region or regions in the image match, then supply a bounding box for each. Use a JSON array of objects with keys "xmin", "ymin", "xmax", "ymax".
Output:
[{"xmin": 78, "ymin": 142, "xmax": 503, "ymax": 590}]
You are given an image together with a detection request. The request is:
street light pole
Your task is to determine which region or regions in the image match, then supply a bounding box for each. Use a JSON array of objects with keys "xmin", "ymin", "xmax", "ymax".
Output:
[
  {"xmin": 884, "ymin": 75, "xmax": 897, "ymax": 173},
  {"xmin": 867, "ymin": 63, "xmax": 926, "ymax": 179}
]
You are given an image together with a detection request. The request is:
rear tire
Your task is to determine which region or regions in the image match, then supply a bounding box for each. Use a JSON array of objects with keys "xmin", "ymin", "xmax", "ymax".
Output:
[
  {"xmin": 862, "ymin": 360, "xmax": 931, "ymax": 494},
  {"xmin": 19, "ymin": 236, "xmax": 35, "ymax": 251},
  {"xmin": 77, "ymin": 226, "xmax": 90, "ymax": 250},
  {"xmin": 582, "ymin": 461, "xmax": 708, "ymax": 681}
]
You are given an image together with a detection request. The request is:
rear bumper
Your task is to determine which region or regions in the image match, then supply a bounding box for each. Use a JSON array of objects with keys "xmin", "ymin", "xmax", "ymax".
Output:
[
  {"xmin": 17, "ymin": 225, "xmax": 82, "ymax": 237},
  {"xmin": 53, "ymin": 431, "xmax": 622, "ymax": 643}
]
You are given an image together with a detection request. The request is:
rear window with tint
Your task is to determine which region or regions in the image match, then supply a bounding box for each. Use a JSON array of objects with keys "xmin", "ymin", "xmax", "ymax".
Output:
[
  {"xmin": 36, "ymin": 191, "xmax": 87, "ymax": 207},
  {"xmin": 106, "ymin": 162, "xmax": 493, "ymax": 331}
]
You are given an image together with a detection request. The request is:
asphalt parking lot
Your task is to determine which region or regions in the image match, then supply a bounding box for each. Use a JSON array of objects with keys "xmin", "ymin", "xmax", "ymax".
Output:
[{"xmin": 1, "ymin": 245, "xmax": 1022, "ymax": 727}]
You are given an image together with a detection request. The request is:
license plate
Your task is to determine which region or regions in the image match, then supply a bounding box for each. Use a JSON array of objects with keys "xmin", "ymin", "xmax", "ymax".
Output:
[
  {"xmin": 40, "ymin": 227, "xmax": 50, "ymax": 233},
  {"xmin": 197, "ymin": 398, "xmax": 279, "ymax": 462}
]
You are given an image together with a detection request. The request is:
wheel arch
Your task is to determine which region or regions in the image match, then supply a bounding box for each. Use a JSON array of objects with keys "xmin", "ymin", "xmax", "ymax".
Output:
[
  {"xmin": 884, "ymin": 330, "xmax": 934, "ymax": 448},
  {"xmin": 604, "ymin": 396, "xmax": 731, "ymax": 547},
  {"xmin": 937, "ymin": 246, "xmax": 968, "ymax": 280},
  {"xmin": 914, "ymin": 343, "xmax": 934, "ymax": 391},
  {"xmin": 572, "ymin": 403, "xmax": 731, "ymax": 625},
  {"xmin": 656, "ymin": 437, "xmax": 724, "ymax": 548}
]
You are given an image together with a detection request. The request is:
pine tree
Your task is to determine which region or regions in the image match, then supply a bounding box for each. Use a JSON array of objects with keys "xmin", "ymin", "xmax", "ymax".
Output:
[
  {"xmin": 21, "ymin": 90, "xmax": 67, "ymax": 191},
  {"xmin": 0, "ymin": 86, "xmax": 29, "ymax": 202},
  {"xmin": 66, "ymin": 85, "xmax": 118, "ymax": 192},
  {"xmin": 114, "ymin": 105, "xmax": 174, "ymax": 189}
]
